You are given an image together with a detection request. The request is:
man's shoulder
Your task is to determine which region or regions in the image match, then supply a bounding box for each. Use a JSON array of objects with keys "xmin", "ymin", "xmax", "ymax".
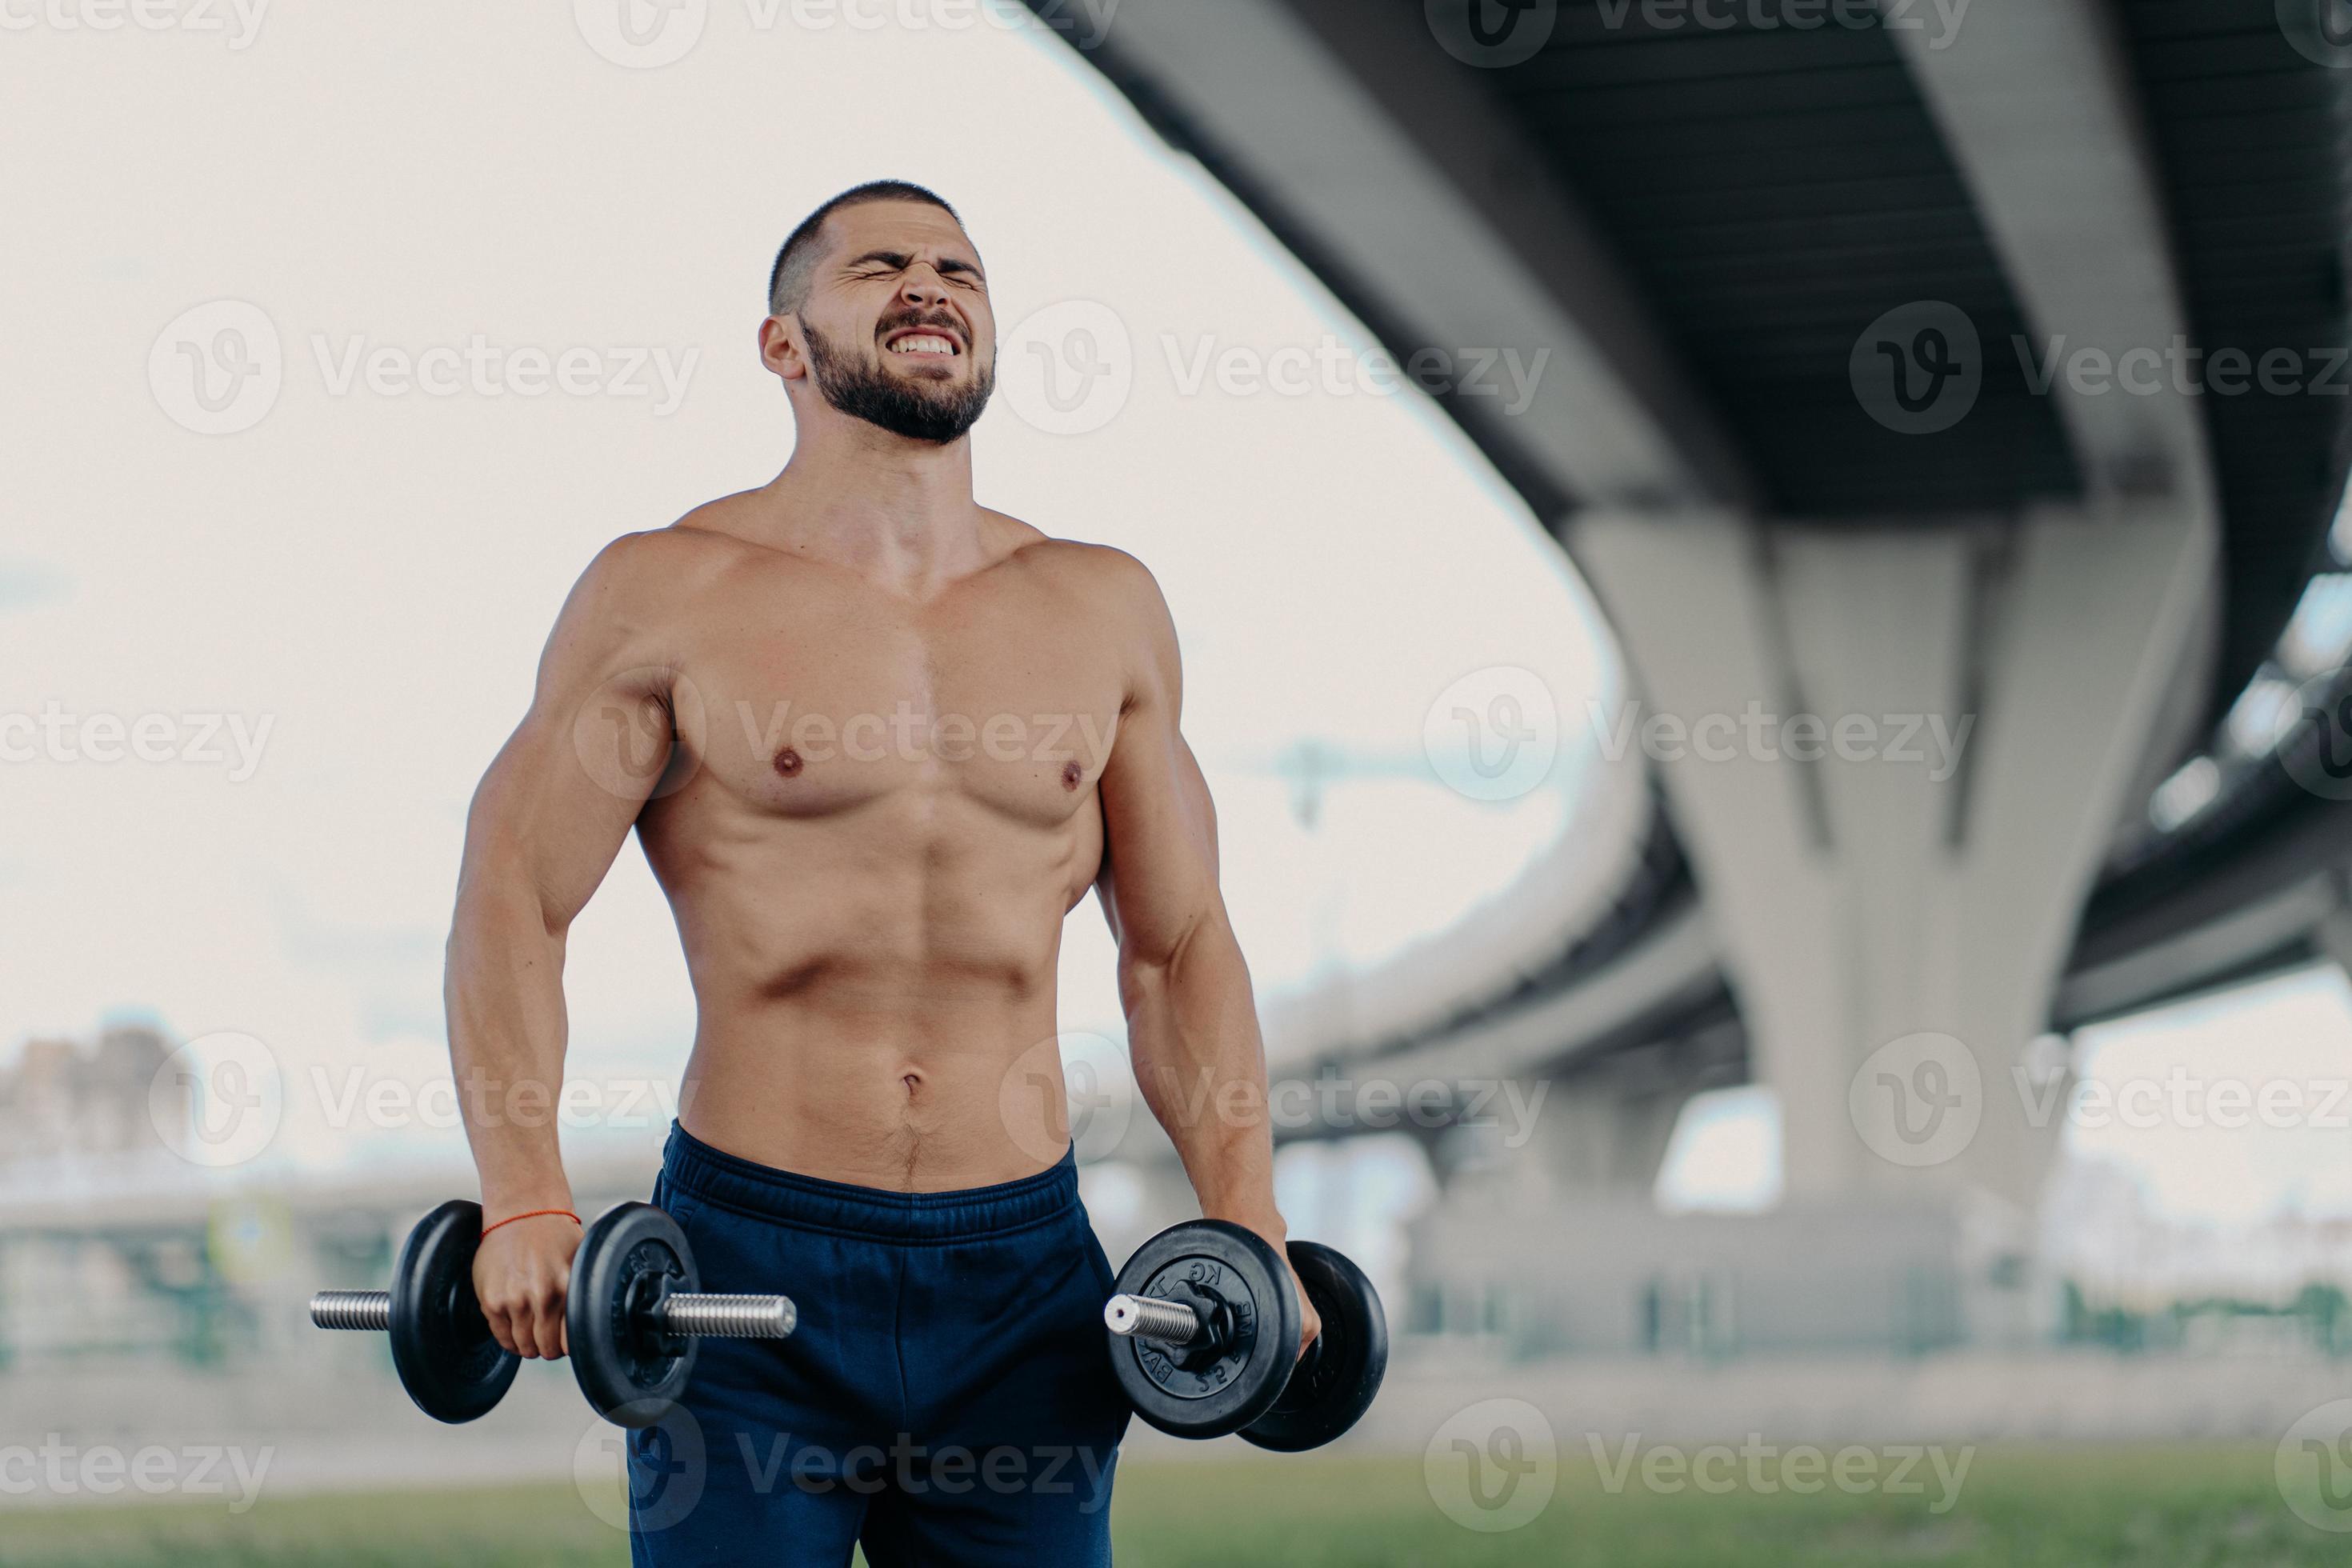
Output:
[
  {"xmin": 577, "ymin": 497, "xmax": 775, "ymax": 598},
  {"xmin": 1000, "ymin": 527, "xmax": 1164, "ymax": 610}
]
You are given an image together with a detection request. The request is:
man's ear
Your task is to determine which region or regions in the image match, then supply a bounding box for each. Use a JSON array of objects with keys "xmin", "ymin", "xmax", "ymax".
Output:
[{"xmin": 758, "ymin": 314, "xmax": 806, "ymax": 382}]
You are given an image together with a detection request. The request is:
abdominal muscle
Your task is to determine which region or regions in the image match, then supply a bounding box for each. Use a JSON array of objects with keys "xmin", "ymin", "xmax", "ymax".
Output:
[
  {"xmin": 676, "ymin": 996, "xmax": 1069, "ymax": 1192},
  {"xmin": 642, "ymin": 795, "xmax": 1094, "ymax": 1193}
]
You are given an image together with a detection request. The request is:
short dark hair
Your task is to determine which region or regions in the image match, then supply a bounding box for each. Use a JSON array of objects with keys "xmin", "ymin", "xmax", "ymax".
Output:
[{"xmin": 767, "ymin": 181, "xmax": 963, "ymax": 316}]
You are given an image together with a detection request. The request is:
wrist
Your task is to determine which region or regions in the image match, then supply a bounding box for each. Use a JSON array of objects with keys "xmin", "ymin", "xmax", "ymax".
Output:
[
  {"xmin": 1201, "ymin": 1201, "xmax": 1286, "ymax": 1243},
  {"xmin": 481, "ymin": 1206, "xmax": 582, "ymax": 1242},
  {"xmin": 480, "ymin": 1182, "xmax": 574, "ymax": 1220}
]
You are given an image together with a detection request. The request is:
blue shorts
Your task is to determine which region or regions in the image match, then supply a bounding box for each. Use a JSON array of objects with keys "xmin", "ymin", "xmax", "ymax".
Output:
[{"xmin": 626, "ymin": 1124, "xmax": 1131, "ymax": 1566}]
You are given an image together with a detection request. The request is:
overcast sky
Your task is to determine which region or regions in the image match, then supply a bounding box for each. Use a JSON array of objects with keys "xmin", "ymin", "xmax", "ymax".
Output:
[
  {"xmin": 0, "ymin": 2, "xmax": 1609, "ymax": 1175},
  {"xmin": 7, "ymin": 3, "xmax": 2343, "ymax": 1258}
]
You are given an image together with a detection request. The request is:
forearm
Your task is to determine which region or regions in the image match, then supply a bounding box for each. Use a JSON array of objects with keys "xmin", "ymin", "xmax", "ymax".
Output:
[
  {"xmin": 445, "ymin": 846, "xmax": 575, "ymax": 1217},
  {"xmin": 1123, "ymin": 913, "xmax": 1283, "ymax": 1238}
]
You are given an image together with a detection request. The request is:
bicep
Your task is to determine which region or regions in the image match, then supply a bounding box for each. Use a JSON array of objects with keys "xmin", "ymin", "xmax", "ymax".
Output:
[
  {"xmin": 458, "ymin": 544, "xmax": 678, "ymax": 933},
  {"xmin": 1094, "ymin": 570, "xmax": 1222, "ymax": 962},
  {"xmin": 1096, "ymin": 710, "xmax": 1220, "ymax": 963}
]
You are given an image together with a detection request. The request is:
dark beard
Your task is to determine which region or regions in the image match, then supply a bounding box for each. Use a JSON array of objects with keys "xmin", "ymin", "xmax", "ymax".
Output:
[{"xmin": 802, "ymin": 317, "xmax": 994, "ymax": 444}]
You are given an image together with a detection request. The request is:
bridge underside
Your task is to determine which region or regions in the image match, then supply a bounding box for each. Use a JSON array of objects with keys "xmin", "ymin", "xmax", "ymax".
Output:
[{"xmin": 1026, "ymin": 0, "xmax": 2352, "ymax": 1254}]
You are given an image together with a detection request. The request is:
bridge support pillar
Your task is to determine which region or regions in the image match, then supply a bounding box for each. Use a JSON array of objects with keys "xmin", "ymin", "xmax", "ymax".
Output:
[{"xmin": 1569, "ymin": 502, "xmax": 2214, "ymax": 1213}]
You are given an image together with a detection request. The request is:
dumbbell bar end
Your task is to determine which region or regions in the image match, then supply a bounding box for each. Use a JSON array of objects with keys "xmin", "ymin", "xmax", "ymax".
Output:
[
  {"xmin": 1102, "ymin": 1293, "xmax": 1203, "ymax": 1346},
  {"xmin": 312, "ymin": 1290, "xmax": 392, "ymax": 1331},
  {"xmin": 649, "ymin": 1293, "xmax": 797, "ymax": 1339}
]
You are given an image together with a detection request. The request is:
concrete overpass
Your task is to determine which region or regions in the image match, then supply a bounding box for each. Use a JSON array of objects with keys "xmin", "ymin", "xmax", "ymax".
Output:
[{"xmin": 1024, "ymin": 0, "xmax": 2352, "ymax": 1262}]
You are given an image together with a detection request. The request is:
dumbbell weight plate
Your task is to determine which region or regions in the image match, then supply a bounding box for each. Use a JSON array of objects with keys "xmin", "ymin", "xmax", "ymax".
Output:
[
  {"xmin": 390, "ymin": 1199, "xmax": 519, "ymax": 1425},
  {"xmin": 1106, "ymin": 1221, "xmax": 1301, "ymax": 1441},
  {"xmin": 569, "ymin": 1202, "xmax": 700, "ymax": 1429},
  {"xmin": 1240, "ymin": 1241, "xmax": 1389, "ymax": 1452}
]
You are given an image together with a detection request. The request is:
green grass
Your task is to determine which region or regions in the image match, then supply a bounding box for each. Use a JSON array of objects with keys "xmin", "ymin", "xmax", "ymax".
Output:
[{"xmin": 0, "ymin": 1447, "xmax": 2338, "ymax": 1566}]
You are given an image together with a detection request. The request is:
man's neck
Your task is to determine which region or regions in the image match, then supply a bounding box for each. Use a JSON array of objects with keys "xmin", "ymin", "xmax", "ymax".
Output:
[{"xmin": 762, "ymin": 414, "xmax": 992, "ymax": 596}]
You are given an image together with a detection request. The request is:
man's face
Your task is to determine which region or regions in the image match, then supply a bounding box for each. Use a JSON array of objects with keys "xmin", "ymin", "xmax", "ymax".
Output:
[{"xmin": 790, "ymin": 201, "xmax": 996, "ymax": 444}]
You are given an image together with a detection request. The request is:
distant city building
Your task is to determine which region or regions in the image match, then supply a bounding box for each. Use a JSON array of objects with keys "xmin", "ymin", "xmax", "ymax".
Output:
[{"xmin": 0, "ymin": 1023, "xmax": 182, "ymax": 1163}]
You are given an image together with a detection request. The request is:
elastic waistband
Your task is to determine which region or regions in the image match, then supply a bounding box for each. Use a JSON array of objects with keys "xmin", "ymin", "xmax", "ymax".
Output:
[{"xmin": 659, "ymin": 1122, "xmax": 1078, "ymax": 1241}]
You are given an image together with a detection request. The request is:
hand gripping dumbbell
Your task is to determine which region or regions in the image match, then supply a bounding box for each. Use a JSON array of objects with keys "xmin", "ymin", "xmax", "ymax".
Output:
[
  {"xmin": 1102, "ymin": 1220, "xmax": 1387, "ymax": 1451},
  {"xmin": 310, "ymin": 1199, "xmax": 795, "ymax": 1428}
]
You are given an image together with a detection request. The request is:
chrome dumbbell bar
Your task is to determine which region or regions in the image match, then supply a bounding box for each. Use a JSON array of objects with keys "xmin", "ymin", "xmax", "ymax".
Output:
[
  {"xmin": 310, "ymin": 1288, "xmax": 796, "ymax": 1338},
  {"xmin": 1102, "ymin": 1292, "xmax": 1209, "ymax": 1346}
]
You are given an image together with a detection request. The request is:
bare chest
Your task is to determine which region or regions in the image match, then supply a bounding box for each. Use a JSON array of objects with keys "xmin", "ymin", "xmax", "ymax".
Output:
[{"xmin": 672, "ymin": 584, "xmax": 1124, "ymax": 827}]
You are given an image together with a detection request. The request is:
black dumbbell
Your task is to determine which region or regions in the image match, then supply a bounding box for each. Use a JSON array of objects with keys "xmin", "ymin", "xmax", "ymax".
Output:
[
  {"xmin": 310, "ymin": 1199, "xmax": 795, "ymax": 1428},
  {"xmin": 1102, "ymin": 1220, "xmax": 1387, "ymax": 1451}
]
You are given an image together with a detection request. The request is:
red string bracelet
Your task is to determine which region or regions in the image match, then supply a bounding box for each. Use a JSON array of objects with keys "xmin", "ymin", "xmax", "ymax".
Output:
[{"xmin": 481, "ymin": 1207, "xmax": 582, "ymax": 1240}]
